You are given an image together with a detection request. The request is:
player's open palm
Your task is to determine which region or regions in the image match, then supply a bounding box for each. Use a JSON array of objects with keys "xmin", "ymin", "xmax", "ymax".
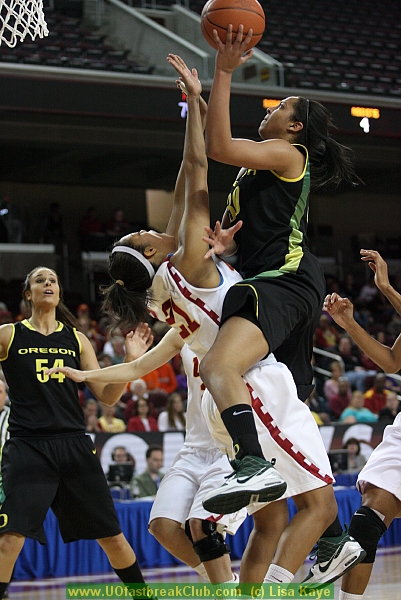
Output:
[
  {"xmin": 167, "ymin": 54, "xmax": 202, "ymax": 98},
  {"xmin": 202, "ymin": 220, "xmax": 242, "ymax": 259}
]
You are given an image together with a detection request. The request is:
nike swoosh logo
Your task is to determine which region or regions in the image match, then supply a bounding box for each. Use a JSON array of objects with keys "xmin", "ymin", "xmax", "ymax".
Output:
[
  {"xmin": 233, "ymin": 410, "xmax": 253, "ymax": 416},
  {"xmin": 92, "ymin": 449, "xmax": 96, "ymax": 454},
  {"xmin": 318, "ymin": 549, "xmax": 342, "ymax": 573},
  {"xmin": 354, "ymin": 512, "xmax": 366, "ymax": 516}
]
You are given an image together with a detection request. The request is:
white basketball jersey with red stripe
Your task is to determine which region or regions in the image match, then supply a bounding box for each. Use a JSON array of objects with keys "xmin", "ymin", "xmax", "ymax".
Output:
[
  {"xmin": 180, "ymin": 342, "xmax": 215, "ymax": 448},
  {"xmin": 149, "ymin": 257, "xmax": 242, "ymax": 360}
]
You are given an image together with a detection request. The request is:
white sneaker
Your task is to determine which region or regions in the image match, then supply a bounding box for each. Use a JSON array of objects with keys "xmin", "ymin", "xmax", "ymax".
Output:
[
  {"xmin": 202, "ymin": 456, "xmax": 287, "ymax": 514},
  {"xmin": 301, "ymin": 530, "xmax": 366, "ymax": 587}
]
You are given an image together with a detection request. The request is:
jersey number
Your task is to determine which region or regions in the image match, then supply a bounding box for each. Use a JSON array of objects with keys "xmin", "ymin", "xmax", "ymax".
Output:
[
  {"xmin": 161, "ymin": 299, "xmax": 200, "ymax": 340},
  {"xmin": 36, "ymin": 359, "xmax": 66, "ymax": 383}
]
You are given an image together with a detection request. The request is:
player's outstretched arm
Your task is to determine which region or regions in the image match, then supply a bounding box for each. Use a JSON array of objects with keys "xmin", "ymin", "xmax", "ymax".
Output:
[
  {"xmin": 324, "ymin": 292, "xmax": 401, "ymax": 373},
  {"xmin": 46, "ymin": 327, "xmax": 184, "ymax": 388}
]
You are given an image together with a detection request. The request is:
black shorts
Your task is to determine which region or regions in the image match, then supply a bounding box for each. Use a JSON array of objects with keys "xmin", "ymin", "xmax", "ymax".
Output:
[
  {"xmin": 0, "ymin": 433, "xmax": 121, "ymax": 544},
  {"xmin": 221, "ymin": 252, "xmax": 325, "ymax": 401}
]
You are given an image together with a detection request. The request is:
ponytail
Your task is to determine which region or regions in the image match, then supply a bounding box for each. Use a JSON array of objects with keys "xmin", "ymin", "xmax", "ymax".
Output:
[
  {"xmin": 293, "ymin": 97, "xmax": 363, "ymax": 192},
  {"xmin": 101, "ymin": 242, "xmax": 156, "ymax": 329}
]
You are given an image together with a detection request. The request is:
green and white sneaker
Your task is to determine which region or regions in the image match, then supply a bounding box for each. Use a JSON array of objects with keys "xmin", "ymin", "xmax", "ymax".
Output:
[
  {"xmin": 301, "ymin": 529, "xmax": 366, "ymax": 588},
  {"xmin": 202, "ymin": 455, "xmax": 287, "ymax": 514}
]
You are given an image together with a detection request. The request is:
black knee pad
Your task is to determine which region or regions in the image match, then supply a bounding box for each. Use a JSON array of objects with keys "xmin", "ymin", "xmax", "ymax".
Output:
[
  {"xmin": 348, "ymin": 506, "xmax": 387, "ymax": 563},
  {"xmin": 192, "ymin": 520, "xmax": 230, "ymax": 563}
]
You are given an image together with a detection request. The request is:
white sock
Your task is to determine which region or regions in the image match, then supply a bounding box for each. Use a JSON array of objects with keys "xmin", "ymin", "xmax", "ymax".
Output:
[
  {"xmin": 194, "ymin": 563, "xmax": 209, "ymax": 581},
  {"xmin": 339, "ymin": 591, "xmax": 364, "ymax": 600},
  {"xmin": 264, "ymin": 564, "xmax": 294, "ymax": 584}
]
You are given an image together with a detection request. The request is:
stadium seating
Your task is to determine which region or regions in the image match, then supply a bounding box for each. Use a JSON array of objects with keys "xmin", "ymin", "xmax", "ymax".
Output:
[
  {"xmin": 0, "ymin": 11, "xmax": 154, "ymax": 74},
  {"xmin": 0, "ymin": 1, "xmax": 400, "ymax": 96}
]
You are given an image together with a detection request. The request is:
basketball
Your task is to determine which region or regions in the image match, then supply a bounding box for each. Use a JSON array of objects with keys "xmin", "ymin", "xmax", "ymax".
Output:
[{"xmin": 201, "ymin": 0, "xmax": 265, "ymax": 50}]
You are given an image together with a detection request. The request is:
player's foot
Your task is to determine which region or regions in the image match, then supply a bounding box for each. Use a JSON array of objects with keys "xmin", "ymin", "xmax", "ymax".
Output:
[
  {"xmin": 301, "ymin": 529, "xmax": 366, "ymax": 588},
  {"xmin": 202, "ymin": 455, "xmax": 287, "ymax": 514}
]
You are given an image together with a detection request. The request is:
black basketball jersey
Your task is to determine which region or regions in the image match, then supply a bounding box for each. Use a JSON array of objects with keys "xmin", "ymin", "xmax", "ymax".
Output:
[
  {"xmin": 1, "ymin": 320, "xmax": 85, "ymax": 436},
  {"xmin": 226, "ymin": 144, "xmax": 310, "ymax": 279}
]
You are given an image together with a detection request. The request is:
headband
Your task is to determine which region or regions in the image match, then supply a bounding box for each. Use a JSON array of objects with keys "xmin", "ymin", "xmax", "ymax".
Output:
[{"xmin": 112, "ymin": 246, "xmax": 155, "ymax": 281}]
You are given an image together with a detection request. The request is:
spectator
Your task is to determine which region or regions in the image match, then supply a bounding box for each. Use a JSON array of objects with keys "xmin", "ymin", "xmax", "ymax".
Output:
[
  {"xmin": 343, "ymin": 437, "xmax": 367, "ymax": 473},
  {"xmin": 105, "ymin": 208, "xmax": 130, "ymax": 242},
  {"xmin": 98, "ymin": 403, "xmax": 126, "ymax": 433},
  {"xmin": 83, "ymin": 398, "xmax": 101, "ymax": 432},
  {"xmin": 142, "ymin": 361, "xmax": 178, "ymax": 395},
  {"xmin": 110, "ymin": 337, "xmax": 126, "ymax": 365},
  {"xmin": 123, "ymin": 379, "xmax": 149, "ymax": 423},
  {"xmin": 79, "ymin": 206, "xmax": 107, "ymax": 251},
  {"xmin": 336, "ymin": 335, "xmax": 376, "ymax": 391},
  {"xmin": 0, "ymin": 380, "xmax": 10, "ymax": 448},
  {"xmin": 0, "ymin": 198, "xmax": 23, "ymax": 243},
  {"xmin": 328, "ymin": 377, "xmax": 352, "ymax": 421},
  {"xmin": 363, "ymin": 372, "xmax": 391, "ymax": 414},
  {"xmin": 323, "ymin": 360, "xmax": 351, "ymax": 404},
  {"xmin": 339, "ymin": 390, "xmax": 378, "ymax": 424},
  {"xmin": 107, "ymin": 446, "xmax": 136, "ymax": 486},
  {"xmin": 340, "ymin": 273, "xmax": 359, "ymax": 302},
  {"xmin": 356, "ymin": 278, "xmax": 379, "ymax": 309},
  {"xmin": 157, "ymin": 392, "xmax": 186, "ymax": 432},
  {"xmin": 314, "ymin": 313, "xmax": 340, "ymax": 350},
  {"xmin": 42, "ymin": 202, "xmax": 63, "ymax": 253},
  {"xmin": 130, "ymin": 446, "xmax": 164, "ymax": 499},
  {"xmin": 378, "ymin": 391, "xmax": 401, "ymax": 423},
  {"xmin": 97, "ymin": 353, "xmax": 113, "ymax": 368},
  {"xmin": 305, "ymin": 388, "xmax": 331, "ymax": 425},
  {"xmin": 127, "ymin": 397, "xmax": 158, "ymax": 433},
  {"xmin": 77, "ymin": 315, "xmax": 103, "ymax": 353}
]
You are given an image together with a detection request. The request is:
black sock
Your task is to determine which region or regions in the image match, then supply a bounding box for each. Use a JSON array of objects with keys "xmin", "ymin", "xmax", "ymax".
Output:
[
  {"xmin": 322, "ymin": 516, "xmax": 343, "ymax": 538},
  {"xmin": 221, "ymin": 404, "xmax": 264, "ymax": 459},
  {"xmin": 114, "ymin": 560, "xmax": 145, "ymax": 584},
  {"xmin": 0, "ymin": 582, "xmax": 9, "ymax": 599}
]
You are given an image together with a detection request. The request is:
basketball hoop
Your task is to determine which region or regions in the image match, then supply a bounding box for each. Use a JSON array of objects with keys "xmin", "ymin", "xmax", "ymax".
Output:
[{"xmin": 0, "ymin": 0, "xmax": 48, "ymax": 47}]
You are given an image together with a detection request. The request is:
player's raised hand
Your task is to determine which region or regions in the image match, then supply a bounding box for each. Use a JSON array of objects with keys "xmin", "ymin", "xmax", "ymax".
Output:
[
  {"xmin": 202, "ymin": 220, "xmax": 243, "ymax": 259},
  {"xmin": 167, "ymin": 54, "xmax": 202, "ymax": 98},
  {"xmin": 323, "ymin": 293, "xmax": 355, "ymax": 330},
  {"xmin": 124, "ymin": 323, "xmax": 153, "ymax": 361},
  {"xmin": 213, "ymin": 24, "xmax": 254, "ymax": 73},
  {"xmin": 360, "ymin": 249, "xmax": 390, "ymax": 292}
]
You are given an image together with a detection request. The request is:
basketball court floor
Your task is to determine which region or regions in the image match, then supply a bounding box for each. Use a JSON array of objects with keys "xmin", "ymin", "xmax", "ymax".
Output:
[{"xmin": 6, "ymin": 546, "xmax": 401, "ymax": 600}]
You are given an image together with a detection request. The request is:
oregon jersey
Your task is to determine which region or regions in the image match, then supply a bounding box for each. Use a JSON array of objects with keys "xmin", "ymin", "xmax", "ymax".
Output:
[
  {"xmin": 0, "ymin": 320, "xmax": 84, "ymax": 436},
  {"xmin": 227, "ymin": 144, "xmax": 310, "ymax": 279}
]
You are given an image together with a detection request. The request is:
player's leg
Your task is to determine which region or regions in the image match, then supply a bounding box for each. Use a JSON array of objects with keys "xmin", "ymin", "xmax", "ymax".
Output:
[
  {"xmin": 97, "ymin": 533, "xmax": 147, "ymax": 584},
  {"xmin": 264, "ymin": 485, "xmax": 338, "ymax": 582},
  {"xmin": 239, "ymin": 499, "xmax": 288, "ymax": 583},
  {"xmin": 340, "ymin": 484, "xmax": 401, "ymax": 599},
  {"xmin": 0, "ymin": 532, "xmax": 25, "ymax": 598},
  {"xmin": 188, "ymin": 518, "xmax": 234, "ymax": 583},
  {"xmin": 201, "ymin": 317, "xmax": 286, "ymax": 514},
  {"xmin": 149, "ymin": 517, "xmax": 203, "ymax": 572}
]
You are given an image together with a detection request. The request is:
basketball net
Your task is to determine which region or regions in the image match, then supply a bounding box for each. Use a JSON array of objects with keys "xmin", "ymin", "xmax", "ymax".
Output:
[{"xmin": 0, "ymin": 0, "xmax": 48, "ymax": 47}]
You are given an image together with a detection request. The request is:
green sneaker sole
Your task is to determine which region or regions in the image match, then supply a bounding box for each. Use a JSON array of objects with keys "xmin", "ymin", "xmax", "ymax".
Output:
[{"xmin": 203, "ymin": 481, "xmax": 287, "ymax": 514}]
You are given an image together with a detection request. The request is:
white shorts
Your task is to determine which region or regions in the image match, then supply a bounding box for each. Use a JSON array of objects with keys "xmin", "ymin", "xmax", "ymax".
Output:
[
  {"xmin": 357, "ymin": 412, "xmax": 401, "ymax": 502},
  {"xmin": 202, "ymin": 357, "xmax": 334, "ymax": 515},
  {"xmin": 149, "ymin": 445, "xmax": 247, "ymax": 534}
]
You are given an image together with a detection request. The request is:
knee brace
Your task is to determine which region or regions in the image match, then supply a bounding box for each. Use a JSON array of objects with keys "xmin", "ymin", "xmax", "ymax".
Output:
[
  {"xmin": 191, "ymin": 520, "xmax": 230, "ymax": 563},
  {"xmin": 348, "ymin": 506, "xmax": 387, "ymax": 563}
]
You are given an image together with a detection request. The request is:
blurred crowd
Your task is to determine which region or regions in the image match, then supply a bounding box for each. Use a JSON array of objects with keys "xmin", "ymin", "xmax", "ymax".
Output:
[{"xmin": 1, "ymin": 265, "xmax": 400, "ymax": 488}]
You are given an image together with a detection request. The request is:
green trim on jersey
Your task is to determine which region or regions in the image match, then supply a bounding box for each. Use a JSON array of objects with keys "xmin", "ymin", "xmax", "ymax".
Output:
[
  {"xmin": 73, "ymin": 328, "xmax": 82, "ymax": 354},
  {"xmin": 22, "ymin": 318, "xmax": 64, "ymax": 333}
]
